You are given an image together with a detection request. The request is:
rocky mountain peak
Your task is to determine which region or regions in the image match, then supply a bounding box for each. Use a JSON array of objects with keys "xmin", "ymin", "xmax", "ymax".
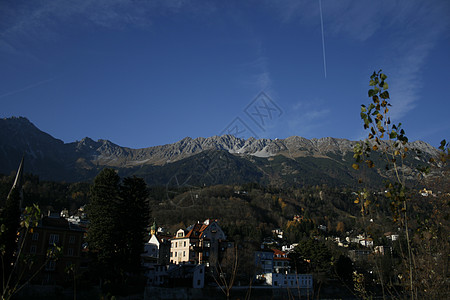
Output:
[{"xmin": 0, "ymin": 116, "xmax": 440, "ymax": 184}]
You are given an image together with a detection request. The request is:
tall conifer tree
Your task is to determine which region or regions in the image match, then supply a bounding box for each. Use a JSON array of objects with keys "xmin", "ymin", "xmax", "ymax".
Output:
[
  {"xmin": 120, "ymin": 176, "xmax": 150, "ymax": 274},
  {"xmin": 87, "ymin": 168, "xmax": 122, "ymax": 283},
  {"xmin": 87, "ymin": 169, "xmax": 150, "ymax": 292}
]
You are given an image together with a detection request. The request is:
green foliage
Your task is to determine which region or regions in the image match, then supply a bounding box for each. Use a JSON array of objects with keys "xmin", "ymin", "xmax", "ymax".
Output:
[
  {"xmin": 87, "ymin": 169, "xmax": 150, "ymax": 295},
  {"xmin": 289, "ymin": 238, "xmax": 333, "ymax": 274},
  {"xmin": 353, "ymin": 271, "xmax": 369, "ymax": 300},
  {"xmin": 0, "ymin": 185, "xmax": 22, "ymax": 293},
  {"xmin": 353, "ymin": 70, "xmax": 414, "ymax": 223},
  {"xmin": 119, "ymin": 176, "xmax": 150, "ymax": 273},
  {"xmin": 87, "ymin": 168, "xmax": 122, "ymax": 269},
  {"xmin": 0, "ymin": 173, "xmax": 91, "ymax": 214},
  {"xmin": 354, "ymin": 70, "xmax": 410, "ymax": 181},
  {"xmin": 353, "ymin": 70, "xmax": 450, "ymax": 299},
  {"xmin": 1, "ymin": 203, "xmax": 60, "ymax": 300}
]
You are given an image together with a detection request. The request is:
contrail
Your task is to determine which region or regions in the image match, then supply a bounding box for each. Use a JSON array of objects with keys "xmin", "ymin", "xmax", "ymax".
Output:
[
  {"xmin": 0, "ymin": 77, "xmax": 56, "ymax": 99},
  {"xmin": 319, "ymin": 0, "xmax": 327, "ymax": 78}
]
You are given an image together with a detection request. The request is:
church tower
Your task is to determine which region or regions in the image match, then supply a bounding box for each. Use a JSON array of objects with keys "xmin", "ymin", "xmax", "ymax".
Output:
[{"xmin": 150, "ymin": 220, "xmax": 157, "ymax": 236}]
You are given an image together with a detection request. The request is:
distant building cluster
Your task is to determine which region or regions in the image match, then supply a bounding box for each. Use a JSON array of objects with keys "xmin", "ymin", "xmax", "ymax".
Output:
[{"xmin": 142, "ymin": 219, "xmax": 313, "ymax": 291}]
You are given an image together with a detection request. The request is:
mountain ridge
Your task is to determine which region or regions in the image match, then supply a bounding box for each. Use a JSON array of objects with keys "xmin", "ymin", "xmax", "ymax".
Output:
[{"xmin": 0, "ymin": 117, "xmax": 438, "ymax": 185}]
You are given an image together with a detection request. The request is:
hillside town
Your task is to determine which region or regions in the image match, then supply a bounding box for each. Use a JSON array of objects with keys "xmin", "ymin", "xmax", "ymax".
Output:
[
  {"xmin": 13, "ymin": 200, "xmax": 416, "ymax": 300},
  {"xmin": 0, "ymin": 138, "xmax": 447, "ymax": 300}
]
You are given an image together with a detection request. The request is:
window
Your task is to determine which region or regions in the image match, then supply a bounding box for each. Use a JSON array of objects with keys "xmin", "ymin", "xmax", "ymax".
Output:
[
  {"xmin": 49, "ymin": 234, "xmax": 59, "ymax": 245},
  {"xmin": 69, "ymin": 235, "xmax": 75, "ymax": 244},
  {"xmin": 68, "ymin": 248, "xmax": 74, "ymax": 256},
  {"xmin": 175, "ymin": 252, "xmax": 177, "ymax": 257},
  {"xmin": 30, "ymin": 245, "xmax": 37, "ymax": 254},
  {"xmin": 32, "ymin": 232, "xmax": 39, "ymax": 241},
  {"xmin": 183, "ymin": 251, "xmax": 185, "ymax": 257},
  {"xmin": 184, "ymin": 241, "xmax": 186, "ymax": 247}
]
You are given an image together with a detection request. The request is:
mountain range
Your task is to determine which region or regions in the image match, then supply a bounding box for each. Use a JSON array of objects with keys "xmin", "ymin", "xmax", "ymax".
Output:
[{"xmin": 0, "ymin": 117, "xmax": 438, "ymax": 187}]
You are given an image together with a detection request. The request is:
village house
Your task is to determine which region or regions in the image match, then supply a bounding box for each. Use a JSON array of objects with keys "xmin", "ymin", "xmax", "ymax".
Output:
[
  {"xmin": 142, "ymin": 220, "xmax": 171, "ymax": 265},
  {"xmin": 21, "ymin": 213, "xmax": 85, "ymax": 285},
  {"xmin": 272, "ymin": 249, "xmax": 291, "ymax": 274},
  {"xmin": 170, "ymin": 219, "xmax": 231, "ymax": 266},
  {"xmin": 143, "ymin": 233, "xmax": 171, "ymax": 265},
  {"xmin": 384, "ymin": 232, "xmax": 399, "ymax": 241},
  {"xmin": 255, "ymin": 247, "xmax": 274, "ymax": 274},
  {"xmin": 262, "ymin": 273, "xmax": 313, "ymax": 290},
  {"xmin": 255, "ymin": 248, "xmax": 312, "ymax": 291},
  {"xmin": 271, "ymin": 228, "xmax": 283, "ymax": 239},
  {"xmin": 281, "ymin": 243, "xmax": 298, "ymax": 253}
]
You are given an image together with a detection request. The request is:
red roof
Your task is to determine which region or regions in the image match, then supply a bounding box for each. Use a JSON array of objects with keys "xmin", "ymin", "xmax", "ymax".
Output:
[
  {"xmin": 173, "ymin": 220, "xmax": 221, "ymax": 240},
  {"xmin": 272, "ymin": 249, "xmax": 290, "ymax": 260},
  {"xmin": 185, "ymin": 223, "xmax": 205, "ymax": 238}
]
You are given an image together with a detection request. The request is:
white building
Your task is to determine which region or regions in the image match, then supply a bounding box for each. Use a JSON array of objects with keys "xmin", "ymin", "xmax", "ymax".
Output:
[
  {"xmin": 281, "ymin": 243, "xmax": 298, "ymax": 253},
  {"xmin": 262, "ymin": 273, "xmax": 313, "ymax": 289},
  {"xmin": 170, "ymin": 219, "xmax": 229, "ymax": 265},
  {"xmin": 143, "ymin": 234, "xmax": 171, "ymax": 265}
]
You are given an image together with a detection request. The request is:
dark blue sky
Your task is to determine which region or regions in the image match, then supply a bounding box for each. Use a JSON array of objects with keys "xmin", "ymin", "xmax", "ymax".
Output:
[{"xmin": 1, "ymin": 0, "xmax": 449, "ymax": 148}]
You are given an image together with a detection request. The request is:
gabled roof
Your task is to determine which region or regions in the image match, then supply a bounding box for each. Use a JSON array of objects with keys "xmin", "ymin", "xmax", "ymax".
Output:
[
  {"xmin": 183, "ymin": 220, "xmax": 220, "ymax": 239},
  {"xmin": 185, "ymin": 223, "xmax": 204, "ymax": 238},
  {"xmin": 174, "ymin": 219, "xmax": 224, "ymax": 240},
  {"xmin": 272, "ymin": 249, "xmax": 290, "ymax": 261}
]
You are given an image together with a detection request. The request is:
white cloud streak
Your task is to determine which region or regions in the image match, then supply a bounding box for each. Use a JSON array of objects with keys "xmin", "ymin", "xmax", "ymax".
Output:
[
  {"xmin": 0, "ymin": 77, "xmax": 56, "ymax": 99},
  {"xmin": 269, "ymin": 0, "xmax": 450, "ymax": 120}
]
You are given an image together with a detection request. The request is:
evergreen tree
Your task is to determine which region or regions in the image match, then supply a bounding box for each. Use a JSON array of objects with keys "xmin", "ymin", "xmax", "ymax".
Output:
[
  {"xmin": 120, "ymin": 176, "xmax": 150, "ymax": 274},
  {"xmin": 87, "ymin": 169, "xmax": 150, "ymax": 294},
  {"xmin": 87, "ymin": 168, "xmax": 122, "ymax": 284}
]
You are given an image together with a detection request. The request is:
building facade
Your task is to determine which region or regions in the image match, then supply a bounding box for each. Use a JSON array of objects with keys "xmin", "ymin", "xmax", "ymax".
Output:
[
  {"xmin": 170, "ymin": 219, "xmax": 231, "ymax": 266},
  {"xmin": 21, "ymin": 215, "xmax": 85, "ymax": 285},
  {"xmin": 263, "ymin": 273, "xmax": 313, "ymax": 289}
]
